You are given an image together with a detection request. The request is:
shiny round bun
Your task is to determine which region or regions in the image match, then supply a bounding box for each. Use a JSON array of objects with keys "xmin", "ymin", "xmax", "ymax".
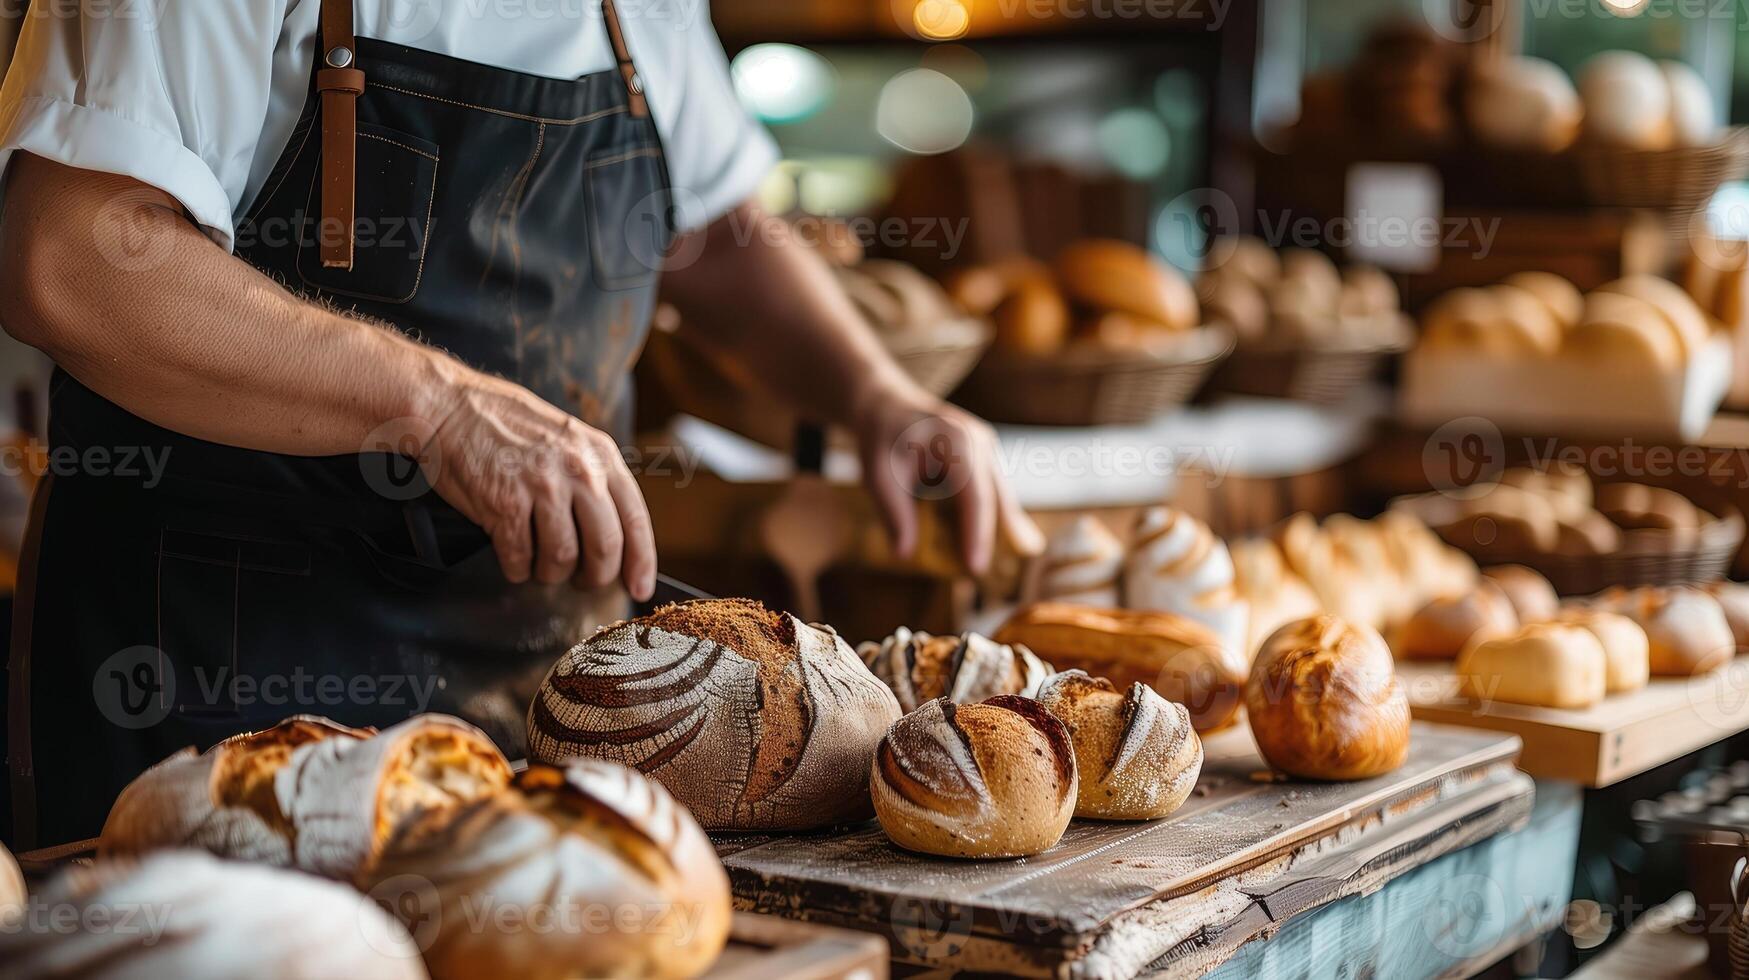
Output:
[
  {"xmin": 1035, "ymin": 670, "xmax": 1203, "ymax": 820},
  {"xmin": 871, "ymin": 696, "xmax": 1076, "ymax": 858},
  {"xmin": 1481, "ymin": 564, "xmax": 1560, "ymax": 623},
  {"xmin": 1599, "ymin": 586, "xmax": 1735, "ymax": 677},
  {"xmin": 1245, "ymin": 616, "xmax": 1411, "ymax": 781},
  {"xmin": 1394, "ymin": 582, "xmax": 1519, "ymax": 661}
]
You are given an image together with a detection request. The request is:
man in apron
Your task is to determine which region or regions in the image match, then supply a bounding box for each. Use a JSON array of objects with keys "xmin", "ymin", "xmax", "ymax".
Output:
[{"xmin": 0, "ymin": 0, "xmax": 1039, "ymax": 846}]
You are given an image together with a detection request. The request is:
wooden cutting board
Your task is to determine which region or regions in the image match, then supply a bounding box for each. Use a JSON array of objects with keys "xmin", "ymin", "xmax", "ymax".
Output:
[{"xmin": 713, "ymin": 723, "xmax": 1531, "ymax": 979}]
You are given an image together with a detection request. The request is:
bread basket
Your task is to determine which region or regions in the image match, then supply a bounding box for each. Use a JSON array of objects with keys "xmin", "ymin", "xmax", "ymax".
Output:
[
  {"xmin": 883, "ymin": 317, "xmax": 994, "ymax": 397},
  {"xmin": 1202, "ymin": 334, "xmax": 1410, "ymax": 405},
  {"xmin": 1574, "ymin": 127, "xmax": 1749, "ymax": 212},
  {"xmin": 951, "ymin": 326, "xmax": 1233, "ymax": 426}
]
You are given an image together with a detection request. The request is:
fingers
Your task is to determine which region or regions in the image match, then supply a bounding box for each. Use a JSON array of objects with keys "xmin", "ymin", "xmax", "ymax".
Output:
[
  {"xmin": 863, "ymin": 437, "xmax": 919, "ymax": 559},
  {"xmin": 604, "ymin": 457, "xmax": 658, "ymax": 602},
  {"xmin": 487, "ymin": 490, "xmax": 535, "ymax": 585},
  {"xmin": 985, "ymin": 428, "xmax": 1043, "ymax": 557},
  {"xmin": 530, "ymin": 483, "xmax": 580, "ymax": 585},
  {"xmin": 570, "ymin": 458, "xmax": 625, "ymax": 594},
  {"xmin": 954, "ymin": 423, "xmax": 997, "ymax": 575}
]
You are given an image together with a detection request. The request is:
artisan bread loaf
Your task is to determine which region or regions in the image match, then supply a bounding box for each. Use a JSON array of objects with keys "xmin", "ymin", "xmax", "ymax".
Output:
[
  {"xmin": 1595, "ymin": 275, "xmax": 1712, "ymax": 358},
  {"xmin": 366, "ymin": 761, "xmax": 731, "ymax": 980},
  {"xmin": 1457, "ymin": 623, "xmax": 1607, "ymax": 709},
  {"xmin": 992, "ymin": 271, "xmax": 1071, "ymax": 354},
  {"xmin": 100, "ymin": 715, "xmax": 510, "ymax": 879},
  {"xmin": 859, "ymin": 627, "xmax": 1052, "ymax": 712},
  {"xmin": 995, "ymin": 602, "xmax": 1249, "ymax": 732},
  {"xmin": 1566, "ymin": 292, "xmax": 1684, "ymax": 369},
  {"xmin": 1054, "ymin": 239, "xmax": 1198, "ymax": 331},
  {"xmin": 1122, "ymin": 506, "xmax": 1250, "ymax": 655},
  {"xmin": 1035, "ymin": 670, "xmax": 1202, "ymax": 820},
  {"xmin": 871, "ymin": 695, "xmax": 1076, "ymax": 858},
  {"xmin": 1703, "ymin": 580, "xmax": 1749, "ymax": 652},
  {"xmin": 1465, "ymin": 56, "xmax": 1580, "ymax": 152},
  {"xmin": 1231, "ymin": 538, "xmax": 1324, "ymax": 657},
  {"xmin": 1598, "ymin": 586, "xmax": 1736, "ymax": 676},
  {"xmin": 528, "ymin": 599, "xmax": 901, "ymax": 830},
  {"xmin": 1595, "ymin": 482, "xmax": 1703, "ymax": 533},
  {"xmin": 1039, "ymin": 515, "xmax": 1124, "ymax": 607},
  {"xmin": 1555, "ymin": 607, "xmax": 1650, "ymax": 694},
  {"xmin": 1394, "ymin": 581, "xmax": 1520, "ymax": 661},
  {"xmin": 1481, "ymin": 564, "xmax": 1560, "ymax": 623},
  {"xmin": 1245, "ymin": 616, "xmax": 1410, "ymax": 781},
  {"xmin": 1501, "ymin": 272, "xmax": 1583, "ymax": 329},
  {"xmin": 0, "ymin": 851, "xmax": 425, "ymax": 980}
]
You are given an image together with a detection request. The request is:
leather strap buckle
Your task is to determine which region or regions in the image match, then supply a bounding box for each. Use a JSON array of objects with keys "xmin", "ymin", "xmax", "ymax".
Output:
[{"xmin": 318, "ymin": 0, "xmax": 361, "ymax": 270}]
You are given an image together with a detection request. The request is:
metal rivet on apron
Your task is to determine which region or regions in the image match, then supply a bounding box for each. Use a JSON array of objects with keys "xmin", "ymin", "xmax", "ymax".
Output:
[
  {"xmin": 326, "ymin": 46, "xmax": 354, "ymax": 69},
  {"xmin": 628, "ymin": 71, "xmax": 643, "ymax": 96}
]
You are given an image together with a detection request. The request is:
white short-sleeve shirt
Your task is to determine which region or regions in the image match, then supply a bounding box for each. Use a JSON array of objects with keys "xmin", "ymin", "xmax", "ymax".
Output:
[{"xmin": 0, "ymin": 0, "xmax": 777, "ymax": 251}]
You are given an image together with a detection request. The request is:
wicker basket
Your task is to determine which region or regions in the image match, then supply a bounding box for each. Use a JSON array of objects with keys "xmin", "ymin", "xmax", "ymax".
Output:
[
  {"xmin": 884, "ymin": 318, "xmax": 993, "ymax": 397},
  {"xmin": 951, "ymin": 326, "xmax": 1233, "ymax": 427},
  {"xmin": 1203, "ymin": 336, "xmax": 1410, "ymax": 405},
  {"xmin": 1429, "ymin": 508, "xmax": 1745, "ymax": 596},
  {"xmin": 1575, "ymin": 127, "xmax": 1749, "ymax": 212}
]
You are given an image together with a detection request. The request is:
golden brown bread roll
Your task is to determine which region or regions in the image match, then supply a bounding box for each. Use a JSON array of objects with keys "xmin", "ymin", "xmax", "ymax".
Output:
[
  {"xmin": 366, "ymin": 761, "xmax": 732, "ymax": 980},
  {"xmin": 944, "ymin": 257, "xmax": 1049, "ymax": 317},
  {"xmin": 1555, "ymin": 512, "xmax": 1623, "ymax": 556},
  {"xmin": 528, "ymin": 599, "xmax": 902, "ymax": 830},
  {"xmin": 995, "ymin": 602, "xmax": 1248, "ymax": 733},
  {"xmin": 1595, "ymin": 482, "xmax": 1702, "ymax": 533},
  {"xmin": 1394, "ymin": 581, "xmax": 1520, "ymax": 661},
  {"xmin": 1035, "ymin": 670, "xmax": 1203, "ymax": 820},
  {"xmin": 1489, "ymin": 284, "xmax": 1564, "ymax": 353},
  {"xmin": 101, "ymin": 714, "xmax": 511, "ymax": 880},
  {"xmin": 1054, "ymin": 239, "xmax": 1198, "ymax": 331},
  {"xmin": 1555, "ymin": 607, "xmax": 1650, "ymax": 694},
  {"xmin": 1339, "ymin": 264, "xmax": 1400, "ymax": 319},
  {"xmin": 1199, "ymin": 273, "xmax": 1269, "ymax": 341},
  {"xmin": 1078, "ymin": 311, "xmax": 1175, "ymax": 350},
  {"xmin": 1566, "ymin": 292, "xmax": 1684, "ymax": 369},
  {"xmin": 1703, "ymin": 580, "xmax": 1749, "ymax": 653},
  {"xmin": 1245, "ymin": 616, "xmax": 1410, "ymax": 781},
  {"xmin": 1597, "ymin": 586, "xmax": 1735, "ymax": 676},
  {"xmin": 858, "ymin": 627, "xmax": 1052, "ymax": 713},
  {"xmin": 870, "ymin": 695, "xmax": 1076, "ymax": 858},
  {"xmin": 1595, "ymin": 275, "xmax": 1712, "ymax": 358},
  {"xmin": 1481, "ymin": 564, "xmax": 1560, "ymax": 623},
  {"xmin": 993, "ymin": 272, "xmax": 1071, "ymax": 354},
  {"xmin": 1212, "ymin": 235, "xmax": 1281, "ymax": 286},
  {"xmin": 1457, "ymin": 623, "xmax": 1607, "ymax": 709}
]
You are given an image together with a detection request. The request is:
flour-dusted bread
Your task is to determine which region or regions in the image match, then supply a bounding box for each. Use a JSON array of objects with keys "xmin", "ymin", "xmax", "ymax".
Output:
[
  {"xmin": 1123, "ymin": 507, "xmax": 1250, "ymax": 656},
  {"xmin": 100, "ymin": 714, "xmax": 510, "ymax": 879},
  {"xmin": 365, "ymin": 761, "xmax": 731, "ymax": 980},
  {"xmin": 1034, "ymin": 670, "xmax": 1202, "ymax": 820},
  {"xmin": 1481, "ymin": 564, "xmax": 1560, "ymax": 623},
  {"xmin": 1555, "ymin": 607, "xmax": 1650, "ymax": 694},
  {"xmin": 1246, "ymin": 616, "xmax": 1410, "ymax": 781},
  {"xmin": 995, "ymin": 602, "xmax": 1249, "ymax": 732},
  {"xmin": 1039, "ymin": 515, "xmax": 1125, "ymax": 607},
  {"xmin": 1458, "ymin": 623, "xmax": 1607, "ymax": 709},
  {"xmin": 1597, "ymin": 586, "xmax": 1736, "ymax": 676},
  {"xmin": 0, "ymin": 851, "xmax": 426, "ymax": 980},
  {"xmin": 871, "ymin": 695, "xmax": 1076, "ymax": 858},
  {"xmin": 859, "ymin": 627, "xmax": 1052, "ymax": 713},
  {"xmin": 1394, "ymin": 582, "xmax": 1520, "ymax": 661},
  {"xmin": 528, "ymin": 599, "xmax": 901, "ymax": 830}
]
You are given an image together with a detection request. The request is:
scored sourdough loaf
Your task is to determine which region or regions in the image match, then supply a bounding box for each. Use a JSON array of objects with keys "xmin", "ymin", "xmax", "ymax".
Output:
[
  {"xmin": 528, "ymin": 599, "xmax": 901, "ymax": 830},
  {"xmin": 1457, "ymin": 623, "xmax": 1607, "ymax": 709},
  {"xmin": 870, "ymin": 695, "xmax": 1076, "ymax": 858},
  {"xmin": 859, "ymin": 627, "xmax": 1052, "ymax": 713},
  {"xmin": 0, "ymin": 851, "xmax": 426, "ymax": 980},
  {"xmin": 1246, "ymin": 616, "xmax": 1410, "ymax": 781},
  {"xmin": 995, "ymin": 601, "xmax": 1248, "ymax": 733},
  {"xmin": 1034, "ymin": 670, "xmax": 1202, "ymax": 820},
  {"xmin": 364, "ymin": 760, "xmax": 731, "ymax": 980},
  {"xmin": 100, "ymin": 714, "xmax": 511, "ymax": 879}
]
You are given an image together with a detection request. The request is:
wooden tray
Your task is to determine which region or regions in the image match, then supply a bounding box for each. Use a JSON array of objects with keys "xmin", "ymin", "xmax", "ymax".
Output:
[
  {"xmin": 1397, "ymin": 656, "xmax": 1749, "ymax": 787},
  {"xmin": 713, "ymin": 723, "xmax": 1531, "ymax": 979}
]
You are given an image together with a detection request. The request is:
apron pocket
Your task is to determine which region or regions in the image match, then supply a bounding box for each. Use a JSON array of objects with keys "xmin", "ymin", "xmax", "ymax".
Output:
[
  {"xmin": 296, "ymin": 123, "xmax": 440, "ymax": 304},
  {"xmin": 156, "ymin": 528, "xmax": 310, "ymax": 718},
  {"xmin": 585, "ymin": 145, "xmax": 668, "ymax": 291}
]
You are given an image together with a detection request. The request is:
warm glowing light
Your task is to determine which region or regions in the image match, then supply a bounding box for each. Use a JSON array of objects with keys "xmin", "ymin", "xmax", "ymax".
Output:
[
  {"xmin": 876, "ymin": 69, "xmax": 975, "ymax": 155},
  {"xmin": 730, "ymin": 44, "xmax": 833, "ymax": 123},
  {"xmin": 913, "ymin": 0, "xmax": 970, "ymax": 40},
  {"xmin": 1600, "ymin": 0, "xmax": 1647, "ymax": 14}
]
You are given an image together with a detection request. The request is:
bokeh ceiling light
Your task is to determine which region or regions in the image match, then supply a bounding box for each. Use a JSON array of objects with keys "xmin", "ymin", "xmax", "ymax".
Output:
[
  {"xmin": 1097, "ymin": 108, "xmax": 1172, "ymax": 178},
  {"xmin": 730, "ymin": 43, "xmax": 833, "ymax": 123},
  {"xmin": 912, "ymin": 0, "xmax": 971, "ymax": 40},
  {"xmin": 876, "ymin": 68, "xmax": 976, "ymax": 154}
]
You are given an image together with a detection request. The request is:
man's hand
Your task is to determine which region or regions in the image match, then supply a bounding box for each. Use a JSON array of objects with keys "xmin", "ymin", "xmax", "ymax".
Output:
[
  {"xmin": 852, "ymin": 384, "xmax": 1043, "ymax": 575},
  {"xmin": 423, "ymin": 371, "xmax": 656, "ymax": 598}
]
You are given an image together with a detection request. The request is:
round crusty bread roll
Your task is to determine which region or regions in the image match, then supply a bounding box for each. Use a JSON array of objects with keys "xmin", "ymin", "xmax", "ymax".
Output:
[
  {"xmin": 529, "ymin": 599, "xmax": 901, "ymax": 830},
  {"xmin": 1501, "ymin": 272, "xmax": 1584, "ymax": 330},
  {"xmin": 993, "ymin": 272, "xmax": 1071, "ymax": 355},
  {"xmin": 365, "ymin": 761, "xmax": 731, "ymax": 980},
  {"xmin": 1579, "ymin": 51, "xmax": 1673, "ymax": 150},
  {"xmin": 1488, "ymin": 284, "xmax": 1564, "ymax": 353},
  {"xmin": 1598, "ymin": 585, "xmax": 1735, "ymax": 676},
  {"xmin": 1566, "ymin": 291, "xmax": 1684, "ymax": 369},
  {"xmin": 1246, "ymin": 616, "xmax": 1410, "ymax": 781},
  {"xmin": 1394, "ymin": 582, "xmax": 1520, "ymax": 661},
  {"xmin": 1035, "ymin": 670, "xmax": 1203, "ymax": 821},
  {"xmin": 1199, "ymin": 274, "xmax": 1269, "ymax": 341},
  {"xmin": 1481, "ymin": 564, "xmax": 1560, "ymax": 623},
  {"xmin": 1555, "ymin": 512, "xmax": 1623, "ymax": 556},
  {"xmin": 1594, "ymin": 275, "xmax": 1711, "ymax": 358},
  {"xmin": 1595, "ymin": 482, "xmax": 1702, "ymax": 533},
  {"xmin": 1123, "ymin": 506, "xmax": 1250, "ymax": 657},
  {"xmin": 1054, "ymin": 239, "xmax": 1198, "ymax": 331},
  {"xmin": 100, "ymin": 715, "xmax": 511, "ymax": 880},
  {"xmin": 1661, "ymin": 59, "xmax": 1717, "ymax": 147},
  {"xmin": 1039, "ymin": 514, "xmax": 1125, "ymax": 607},
  {"xmin": 1703, "ymin": 580, "xmax": 1749, "ymax": 653},
  {"xmin": 945, "ymin": 258, "xmax": 1049, "ymax": 317},
  {"xmin": 1458, "ymin": 623, "xmax": 1607, "ymax": 709},
  {"xmin": 994, "ymin": 602, "xmax": 1249, "ymax": 733},
  {"xmin": 1339, "ymin": 264, "xmax": 1400, "ymax": 319},
  {"xmin": 1555, "ymin": 607, "xmax": 1650, "ymax": 694},
  {"xmin": 0, "ymin": 851, "xmax": 426, "ymax": 980},
  {"xmin": 858, "ymin": 626, "xmax": 1052, "ymax": 713},
  {"xmin": 1214, "ymin": 235, "xmax": 1281, "ymax": 287},
  {"xmin": 1466, "ymin": 56, "xmax": 1581, "ymax": 153},
  {"xmin": 871, "ymin": 695, "xmax": 1076, "ymax": 858}
]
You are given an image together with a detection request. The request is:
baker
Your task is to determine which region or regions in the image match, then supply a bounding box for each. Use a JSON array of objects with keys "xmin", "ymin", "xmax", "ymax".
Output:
[{"xmin": 0, "ymin": 0, "xmax": 1039, "ymax": 844}]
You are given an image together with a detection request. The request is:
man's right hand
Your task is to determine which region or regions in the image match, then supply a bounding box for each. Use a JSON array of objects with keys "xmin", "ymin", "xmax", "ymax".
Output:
[{"xmin": 423, "ymin": 372, "xmax": 656, "ymax": 599}]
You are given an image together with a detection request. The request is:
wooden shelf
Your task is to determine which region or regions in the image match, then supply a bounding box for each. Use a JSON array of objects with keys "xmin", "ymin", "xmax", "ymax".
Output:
[{"xmin": 1397, "ymin": 657, "xmax": 1749, "ymax": 787}]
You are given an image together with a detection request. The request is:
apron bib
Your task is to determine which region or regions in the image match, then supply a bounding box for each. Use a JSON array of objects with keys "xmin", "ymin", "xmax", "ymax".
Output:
[{"xmin": 7, "ymin": 0, "xmax": 672, "ymax": 845}]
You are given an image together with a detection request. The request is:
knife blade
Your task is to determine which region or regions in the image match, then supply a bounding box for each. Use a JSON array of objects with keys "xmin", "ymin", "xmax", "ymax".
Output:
[{"xmin": 633, "ymin": 572, "xmax": 716, "ymax": 615}]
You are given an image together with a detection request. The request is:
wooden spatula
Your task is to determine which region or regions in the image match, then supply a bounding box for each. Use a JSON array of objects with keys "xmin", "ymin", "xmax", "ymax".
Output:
[{"xmin": 759, "ymin": 424, "xmax": 848, "ymax": 623}]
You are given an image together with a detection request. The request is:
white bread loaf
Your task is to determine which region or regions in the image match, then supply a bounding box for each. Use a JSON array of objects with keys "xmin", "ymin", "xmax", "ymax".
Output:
[
  {"xmin": 1123, "ymin": 506, "xmax": 1250, "ymax": 655},
  {"xmin": 100, "ymin": 715, "xmax": 511, "ymax": 880},
  {"xmin": 1035, "ymin": 670, "xmax": 1202, "ymax": 820},
  {"xmin": 528, "ymin": 599, "xmax": 901, "ymax": 830},
  {"xmin": 1458, "ymin": 623, "xmax": 1607, "ymax": 709},
  {"xmin": 1566, "ymin": 291, "xmax": 1685, "ymax": 369},
  {"xmin": 871, "ymin": 695, "xmax": 1076, "ymax": 858},
  {"xmin": 1039, "ymin": 515, "xmax": 1124, "ymax": 607},
  {"xmin": 1466, "ymin": 56, "xmax": 1580, "ymax": 153},
  {"xmin": 1595, "ymin": 275, "xmax": 1712, "ymax": 358},
  {"xmin": 1579, "ymin": 51, "xmax": 1673, "ymax": 150},
  {"xmin": 0, "ymin": 851, "xmax": 426, "ymax": 980},
  {"xmin": 859, "ymin": 627, "xmax": 1052, "ymax": 713},
  {"xmin": 1555, "ymin": 607, "xmax": 1650, "ymax": 694},
  {"xmin": 1661, "ymin": 59, "xmax": 1717, "ymax": 147},
  {"xmin": 365, "ymin": 761, "xmax": 731, "ymax": 980}
]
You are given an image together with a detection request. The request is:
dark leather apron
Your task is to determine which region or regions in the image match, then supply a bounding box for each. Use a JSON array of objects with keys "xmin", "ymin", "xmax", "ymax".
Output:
[{"xmin": 6, "ymin": 0, "xmax": 672, "ymax": 846}]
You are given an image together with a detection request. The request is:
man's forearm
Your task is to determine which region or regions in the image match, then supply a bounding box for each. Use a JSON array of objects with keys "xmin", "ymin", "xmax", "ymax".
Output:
[{"xmin": 0, "ymin": 154, "xmax": 457, "ymax": 456}]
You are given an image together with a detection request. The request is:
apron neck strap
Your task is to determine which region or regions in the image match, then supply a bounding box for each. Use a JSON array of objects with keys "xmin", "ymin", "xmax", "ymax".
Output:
[
  {"xmin": 601, "ymin": 0, "xmax": 649, "ymax": 118},
  {"xmin": 317, "ymin": 0, "xmax": 363, "ymax": 270}
]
